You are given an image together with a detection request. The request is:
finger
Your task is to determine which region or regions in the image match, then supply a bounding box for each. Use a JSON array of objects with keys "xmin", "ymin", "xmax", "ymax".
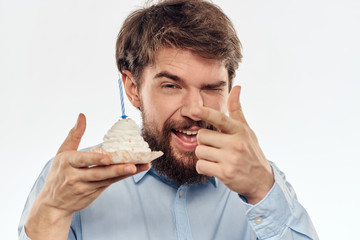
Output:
[
  {"xmin": 135, "ymin": 163, "xmax": 152, "ymax": 172},
  {"xmin": 195, "ymin": 145, "xmax": 223, "ymax": 163},
  {"xmin": 196, "ymin": 159, "xmax": 221, "ymax": 177},
  {"xmin": 58, "ymin": 113, "xmax": 86, "ymax": 154},
  {"xmin": 190, "ymin": 106, "xmax": 238, "ymax": 134},
  {"xmin": 65, "ymin": 151, "xmax": 111, "ymax": 168},
  {"xmin": 197, "ymin": 128, "xmax": 230, "ymax": 148},
  {"xmin": 80, "ymin": 163, "xmax": 135, "ymax": 181},
  {"xmin": 80, "ymin": 163, "xmax": 150, "ymax": 186},
  {"xmin": 227, "ymin": 86, "xmax": 248, "ymax": 124}
]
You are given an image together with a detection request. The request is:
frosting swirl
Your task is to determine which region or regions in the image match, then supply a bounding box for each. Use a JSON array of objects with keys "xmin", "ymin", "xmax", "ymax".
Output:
[{"xmin": 102, "ymin": 118, "xmax": 151, "ymax": 153}]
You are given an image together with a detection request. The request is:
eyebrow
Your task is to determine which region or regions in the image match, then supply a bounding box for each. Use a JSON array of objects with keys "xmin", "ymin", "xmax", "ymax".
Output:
[
  {"xmin": 154, "ymin": 70, "xmax": 227, "ymax": 89},
  {"xmin": 154, "ymin": 71, "xmax": 182, "ymax": 82}
]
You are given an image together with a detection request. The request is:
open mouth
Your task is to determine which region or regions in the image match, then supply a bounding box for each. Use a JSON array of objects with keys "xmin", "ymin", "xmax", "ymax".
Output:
[{"xmin": 171, "ymin": 128, "xmax": 199, "ymax": 151}]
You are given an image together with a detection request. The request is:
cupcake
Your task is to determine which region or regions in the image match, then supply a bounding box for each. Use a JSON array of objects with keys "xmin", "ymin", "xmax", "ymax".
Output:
[{"xmin": 91, "ymin": 118, "xmax": 163, "ymax": 164}]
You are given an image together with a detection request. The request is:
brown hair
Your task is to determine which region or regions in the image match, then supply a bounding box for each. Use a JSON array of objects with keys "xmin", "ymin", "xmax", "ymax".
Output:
[{"xmin": 115, "ymin": 0, "xmax": 242, "ymax": 89}]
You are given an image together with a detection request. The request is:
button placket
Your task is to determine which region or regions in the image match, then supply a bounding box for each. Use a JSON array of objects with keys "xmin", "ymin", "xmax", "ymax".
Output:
[{"xmin": 174, "ymin": 186, "xmax": 192, "ymax": 240}]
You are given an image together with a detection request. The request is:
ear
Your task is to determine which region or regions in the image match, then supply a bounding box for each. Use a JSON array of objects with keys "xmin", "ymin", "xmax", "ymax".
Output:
[{"xmin": 122, "ymin": 70, "xmax": 141, "ymax": 108}]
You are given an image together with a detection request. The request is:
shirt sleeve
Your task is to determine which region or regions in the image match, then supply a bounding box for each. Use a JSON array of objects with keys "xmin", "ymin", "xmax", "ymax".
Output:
[
  {"xmin": 242, "ymin": 162, "xmax": 319, "ymax": 240},
  {"xmin": 17, "ymin": 159, "xmax": 78, "ymax": 240}
]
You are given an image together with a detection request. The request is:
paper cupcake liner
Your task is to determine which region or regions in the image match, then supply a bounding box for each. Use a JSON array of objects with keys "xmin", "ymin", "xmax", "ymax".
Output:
[{"xmin": 90, "ymin": 147, "xmax": 163, "ymax": 164}]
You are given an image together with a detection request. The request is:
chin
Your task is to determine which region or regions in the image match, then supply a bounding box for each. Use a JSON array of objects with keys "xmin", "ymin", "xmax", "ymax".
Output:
[{"xmin": 170, "ymin": 144, "xmax": 197, "ymax": 167}]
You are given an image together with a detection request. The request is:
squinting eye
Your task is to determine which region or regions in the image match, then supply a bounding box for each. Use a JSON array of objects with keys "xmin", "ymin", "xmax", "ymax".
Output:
[
  {"xmin": 162, "ymin": 84, "xmax": 178, "ymax": 89},
  {"xmin": 205, "ymin": 88, "xmax": 223, "ymax": 93}
]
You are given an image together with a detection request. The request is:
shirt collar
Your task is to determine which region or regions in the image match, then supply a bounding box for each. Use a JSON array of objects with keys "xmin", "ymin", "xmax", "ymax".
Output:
[
  {"xmin": 132, "ymin": 168, "xmax": 218, "ymax": 188},
  {"xmin": 132, "ymin": 170, "xmax": 149, "ymax": 183}
]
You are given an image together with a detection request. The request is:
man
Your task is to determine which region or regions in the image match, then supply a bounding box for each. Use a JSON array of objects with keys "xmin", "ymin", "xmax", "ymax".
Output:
[{"xmin": 19, "ymin": 0, "xmax": 318, "ymax": 239}]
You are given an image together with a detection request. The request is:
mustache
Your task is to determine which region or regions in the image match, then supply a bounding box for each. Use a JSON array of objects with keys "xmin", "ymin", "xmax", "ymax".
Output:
[{"xmin": 165, "ymin": 118, "xmax": 217, "ymax": 132}]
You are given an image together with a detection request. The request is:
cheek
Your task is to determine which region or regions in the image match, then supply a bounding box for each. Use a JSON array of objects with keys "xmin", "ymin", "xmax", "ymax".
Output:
[{"xmin": 141, "ymin": 91, "xmax": 181, "ymax": 128}]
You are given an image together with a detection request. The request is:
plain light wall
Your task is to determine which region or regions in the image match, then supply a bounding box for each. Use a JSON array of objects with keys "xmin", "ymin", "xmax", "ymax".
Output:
[{"xmin": 1, "ymin": 0, "xmax": 359, "ymax": 239}]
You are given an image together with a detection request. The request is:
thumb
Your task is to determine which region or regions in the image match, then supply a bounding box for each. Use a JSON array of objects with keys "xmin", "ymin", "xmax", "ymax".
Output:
[
  {"xmin": 227, "ymin": 86, "xmax": 247, "ymax": 124},
  {"xmin": 57, "ymin": 113, "xmax": 86, "ymax": 154}
]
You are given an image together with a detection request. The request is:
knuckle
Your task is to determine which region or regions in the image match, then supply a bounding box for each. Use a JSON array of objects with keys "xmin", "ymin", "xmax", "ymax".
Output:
[
  {"xmin": 220, "ymin": 112, "xmax": 228, "ymax": 123},
  {"xmin": 57, "ymin": 154, "xmax": 70, "ymax": 169},
  {"xmin": 233, "ymin": 141, "xmax": 247, "ymax": 153},
  {"xmin": 64, "ymin": 175, "xmax": 77, "ymax": 187},
  {"xmin": 222, "ymin": 167, "xmax": 236, "ymax": 180},
  {"xmin": 227, "ymin": 150, "xmax": 239, "ymax": 164},
  {"xmin": 73, "ymin": 185, "xmax": 86, "ymax": 195},
  {"xmin": 58, "ymin": 151, "xmax": 80, "ymax": 169},
  {"xmin": 91, "ymin": 171, "xmax": 102, "ymax": 181},
  {"xmin": 77, "ymin": 157, "xmax": 86, "ymax": 167},
  {"xmin": 222, "ymin": 166, "xmax": 236, "ymax": 179},
  {"xmin": 218, "ymin": 114, "xmax": 229, "ymax": 127}
]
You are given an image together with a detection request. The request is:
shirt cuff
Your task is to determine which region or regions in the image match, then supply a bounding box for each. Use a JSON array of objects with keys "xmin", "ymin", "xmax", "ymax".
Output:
[
  {"xmin": 242, "ymin": 164, "xmax": 296, "ymax": 239},
  {"xmin": 19, "ymin": 226, "xmax": 32, "ymax": 240}
]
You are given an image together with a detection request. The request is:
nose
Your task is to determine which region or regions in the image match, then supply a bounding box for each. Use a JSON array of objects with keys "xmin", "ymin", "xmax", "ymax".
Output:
[{"xmin": 180, "ymin": 89, "xmax": 204, "ymax": 121}]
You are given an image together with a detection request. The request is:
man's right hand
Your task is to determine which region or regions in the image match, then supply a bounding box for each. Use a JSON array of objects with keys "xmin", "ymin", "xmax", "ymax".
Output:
[{"xmin": 25, "ymin": 113, "xmax": 150, "ymax": 240}]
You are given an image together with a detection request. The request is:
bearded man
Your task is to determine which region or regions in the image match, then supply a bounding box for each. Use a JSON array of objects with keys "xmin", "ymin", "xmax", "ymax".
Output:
[{"xmin": 19, "ymin": 0, "xmax": 318, "ymax": 239}]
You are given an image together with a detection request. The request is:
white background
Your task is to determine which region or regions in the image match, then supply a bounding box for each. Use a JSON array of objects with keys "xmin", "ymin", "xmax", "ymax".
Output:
[{"xmin": 1, "ymin": 0, "xmax": 359, "ymax": 239}]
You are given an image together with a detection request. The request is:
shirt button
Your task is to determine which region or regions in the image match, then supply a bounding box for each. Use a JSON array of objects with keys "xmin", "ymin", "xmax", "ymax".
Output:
[
  {"xmin": 179, "ymin": 189, "xmax": 183, "ymax": 197},
  {"xmin": 254, "ymin": 216, "xmax": 263, "ymax": 224}
]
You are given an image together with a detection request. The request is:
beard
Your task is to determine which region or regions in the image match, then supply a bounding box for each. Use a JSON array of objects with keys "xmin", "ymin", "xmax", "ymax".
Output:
[{"xmin": 141, "ymin": 111, "xmax": 215, "ymax": 186}]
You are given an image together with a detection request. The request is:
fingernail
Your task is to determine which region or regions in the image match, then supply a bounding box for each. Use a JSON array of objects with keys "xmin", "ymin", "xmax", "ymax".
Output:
[{"xmin": 137, "ymin": 164, "xmax": 150, "ymax": 172}]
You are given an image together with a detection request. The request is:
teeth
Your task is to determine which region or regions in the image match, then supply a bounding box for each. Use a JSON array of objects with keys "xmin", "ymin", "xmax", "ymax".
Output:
[{"xmin": 178, "ymin": 130, "xmax": 198, "ymax": 135}]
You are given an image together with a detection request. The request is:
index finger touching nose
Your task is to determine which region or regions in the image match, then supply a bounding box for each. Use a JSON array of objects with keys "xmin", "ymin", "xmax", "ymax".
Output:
[{"xmin": 190, "ymin": 106, "xmax": 236, "ymax": 134}]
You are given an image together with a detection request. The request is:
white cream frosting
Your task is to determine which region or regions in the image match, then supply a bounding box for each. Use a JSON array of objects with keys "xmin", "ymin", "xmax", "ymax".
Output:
[{"xmin": 102, "ymin": 118, "xmax": 151, "ymax": 153}]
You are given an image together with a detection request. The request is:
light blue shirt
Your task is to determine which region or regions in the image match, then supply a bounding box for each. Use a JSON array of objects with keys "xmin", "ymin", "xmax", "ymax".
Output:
[{"xmin": 18, "ymin": 154, "xmax": 318, "ymax": 240}]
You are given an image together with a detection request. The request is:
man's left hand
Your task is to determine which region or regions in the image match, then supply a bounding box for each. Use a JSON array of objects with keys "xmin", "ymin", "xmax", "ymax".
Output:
[{"xmin": 191, "ymin": 86, "xmax": 274, "ymax": 205}]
